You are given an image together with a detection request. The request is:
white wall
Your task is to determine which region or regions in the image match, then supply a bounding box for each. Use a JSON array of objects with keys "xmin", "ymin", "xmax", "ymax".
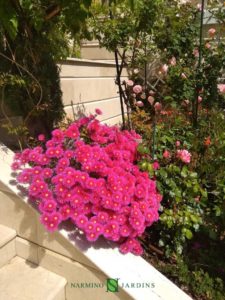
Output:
[{"xmin": 58, "ymin": 58, "xmax": 127, "ymax": 125}]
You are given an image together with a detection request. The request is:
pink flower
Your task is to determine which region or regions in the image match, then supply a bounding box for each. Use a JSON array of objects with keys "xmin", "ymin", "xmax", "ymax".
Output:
[
  {"xmin": 197, "ymin": 3, "xmax": 202, "ymax": 11},
  {"xmin": 176, "ymin": 149, "xmax": 191, "ymax": 164},
  {"xmin": 147, "ymin": 96, "xmax": 154, "ymax": 105},
  {"xmin": 208, "ymin": 28, "xmax": 216, "ymax": 37},
  {"xmin": 154, "ymin": 102, "xmax": 162, "ymax": 111},
  {"xmin": 176, "ymin": 141, "xmax": 181, "ymax": 147},
  {"xmin": 169, "ymin": 56, "xmax": 176, "ymax": 66},
  {"xmin": 95, "ymin": 108, "xmax": 103, "ymax": 115},
  {"xmin": 136, "ymin": 101, "xmax": 144, "ymax": 107},
  {"xmin": 163, "ymin": 150, "xmax": 171, "ymax": 159},
  {"xmin": 38, "ymin": 134, "xmax": 45, "ymax": 141},
  {"xmin": 217, "ymin": 84, "xmax": 225, "ymax": 94},
  {"xmin": 181, "ymin": 73, "xmax": 187, "ymax": 79},
  {"xmin": 75, "ymin": 215, "xmax": 88, "ymax": 229},
  {"xmin": 65, "ymin": 124, "xmax": 79, "ymax": 139},
  {"xmin": 126, "ymin": 80, "xmax": 134, "ymax": 86},
  {"xmin": 205, "ymin": 43, "xmax": 211, "ymax": 49},
  {"xmin": 12, "ymin": 112, "xmax": 163, "ymax": 256},
  {"xmin": 133, "ymin": 85, "xmax": 143, "ymax": 94},
  {"xmin": 182, "ymin": 99, "xmax": 190, "ymax": 106},
  {"xmin": 153, "ymin": 161, "xmax": 160, "ymax": 170},
  {"xmin": 198, "ymin": 96, "xmax": 202, "ymax": 103},
  {"xmin": 11, "ymin": 161, "xmax": 20, "ymax": 170},
  {"xmin": 149, "ymin": 90, "xmax": 155, "ymax": 96},
  {"xmin": 193, "ymin": 48, "xmax": 199, "ymax": 58},
  {"xmin": 161, "ymin": 64, "xmax": 168, "ymax": 74}
]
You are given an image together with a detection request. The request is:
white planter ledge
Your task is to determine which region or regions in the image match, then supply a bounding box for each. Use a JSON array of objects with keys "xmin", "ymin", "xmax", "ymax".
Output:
[{"xmin": 0, "ymin": 143, "xmax": 192, "ymax": 300}]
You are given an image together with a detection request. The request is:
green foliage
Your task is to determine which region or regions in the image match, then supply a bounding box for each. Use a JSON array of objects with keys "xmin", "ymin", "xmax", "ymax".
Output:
[
  {"xmin": 158, "ymin": 259, "xmax": 225, "ymax": 300},
  {"xmin": 89, "ymin": 0, "xmax": 161, "ymax": 66},
  {"xmin": 0, "ymin": 0, "xmax": 93, "ymax": 147},
  {"xmin": 134, "ymin": 105, "xmax": 225, "ymax": 298}
]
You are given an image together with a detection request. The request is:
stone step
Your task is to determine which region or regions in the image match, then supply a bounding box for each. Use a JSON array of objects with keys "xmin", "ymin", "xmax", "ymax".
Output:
[
  {"xmin": 0, "ymin": 256, "xmax": 67, "ymax": 300},
  {"xmin": 0, "ymin": 224, "xmax": 16, "ymax": 268}
]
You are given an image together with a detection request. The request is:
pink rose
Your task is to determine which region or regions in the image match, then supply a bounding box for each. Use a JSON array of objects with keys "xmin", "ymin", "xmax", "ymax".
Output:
[
  {"xmin": 126, "ymin": 80, "xmax": 134, "ymax": 87},
  {"xmin": 133, "ymin": 85, "xmax": 143, "ymax": 94},
  {"xmin": 208, "ymin": 28, "xmax": 216, "ymax": 37},
  {"xmin": 193, "ymin": 48, "xmax": 199, "ymax": 58},
  {"xmin": 176, "ymin": 141, "xmax": 181, "ymax": 147},
  {"xmin": 136, "ymin": 101, "xmax": 144, "ymax": 107},
  {"xmin": 161, "ymin": 64, "xmax": 168, "ymax": 74},
  {"xmin": 181, "ymin": 73, "xmax": 187, "ymax": 79},
  {"xmin": 182, "ymin": 99, "xmax": 190, "ymax": 106},
  {"xmin": 154, "ymin": 102, "xmax": 162, "ymax": 111},
  {"xmin": 169, "ymin": 56, "xmax": 176, "ymax": 66},
  {"xmin": 205, "ymin": 43, "xmax": 211, "ymax": 49},
  {"xmin": 177, "ymin": 149, "xmax": 191, "ymax": 164},
  {"xmin": 198, "ymin": 96, "xmax": 202, "ymax": 103},
  {"xmin": 147, "ymin": 96, "xmax": 155, "ymax": 105},
  {"xmin": 149, "ymin": 90, "xmax": 155, "ymax": 96},
  {"xmin": 217, "ymin": 84, "xmax": 225, "ymax": 94},
  {"xmin": 163, "ymin": 150, "xmax": 171, "ymax": 159}
]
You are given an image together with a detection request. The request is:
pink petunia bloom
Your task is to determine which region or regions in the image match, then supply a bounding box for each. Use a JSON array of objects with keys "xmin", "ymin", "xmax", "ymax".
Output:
[
  {"xmin": 119, "ymin": 242, "xmax": 132, "ymax": 254},
  {"xmin": 51, "ymin": 129, "xmax": 64, "ymax": 143},
  {"xmin": 39, "ymin": 199, "xmax": 57, "ymax": 213},
  {"xmin": 95, "ymin": 108, "xmax": 103, "ymax": 115},
  {"xmin": 65, "ymin": 124, "xmax": 80, "ymax": 139},
  {"xmin": 40, "ymin": 212, "xmax": 61, "ymax": 232},
  {"xmin": 75, "ymin": 215, "xmax": 88, "ymax": 229},
  {"xmin": 153, "ymin": 161, "xmax": 160, "ymax": 170},
  {"xmin": 38, "ymin": 134, "xmax": 45, "ymax": 141}
]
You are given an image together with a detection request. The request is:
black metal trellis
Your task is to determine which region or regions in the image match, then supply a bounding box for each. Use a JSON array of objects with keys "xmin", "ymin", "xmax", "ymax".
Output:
[
  {"xmin": 193, "ymin": 0, "xmax": 205, "ymax": 128},
  {"xmin": 114, "ymin": 49, "xmax": 126, "ymax": 129}
]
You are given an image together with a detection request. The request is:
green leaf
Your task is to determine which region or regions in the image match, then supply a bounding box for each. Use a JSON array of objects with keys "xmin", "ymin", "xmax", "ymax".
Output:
[{"xmin": 185, "ymin": 229, "xmax": 193, "ymax": 239}]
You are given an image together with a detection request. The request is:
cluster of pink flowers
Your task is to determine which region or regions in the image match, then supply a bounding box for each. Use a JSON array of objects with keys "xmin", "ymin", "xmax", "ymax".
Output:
[
  {"xmin": 176, "ymin": 149, "xmax": 191, "ymax": 164},
  {"xmin": 12, "ymin": 113, "xmax": 162, "ymax": 255},
  {"xmin": 162, "ymin": 141, "xmax": 191, "ymax": 164},
  {"xmin": 125, "ymin": 80, "xmax": 162, "ymax": 112}
]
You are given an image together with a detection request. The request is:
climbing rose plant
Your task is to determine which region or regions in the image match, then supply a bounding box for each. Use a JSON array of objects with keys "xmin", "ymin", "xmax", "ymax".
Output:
[{"xmin": 11, "ymin": 112, "xmax": 162, "ymax": 255}]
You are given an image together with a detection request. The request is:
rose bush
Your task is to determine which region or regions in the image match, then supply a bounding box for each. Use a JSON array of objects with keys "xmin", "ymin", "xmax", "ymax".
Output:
[{"xmin": 12, "ymin": 111, "xmax": 162, "ymax": 255}]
